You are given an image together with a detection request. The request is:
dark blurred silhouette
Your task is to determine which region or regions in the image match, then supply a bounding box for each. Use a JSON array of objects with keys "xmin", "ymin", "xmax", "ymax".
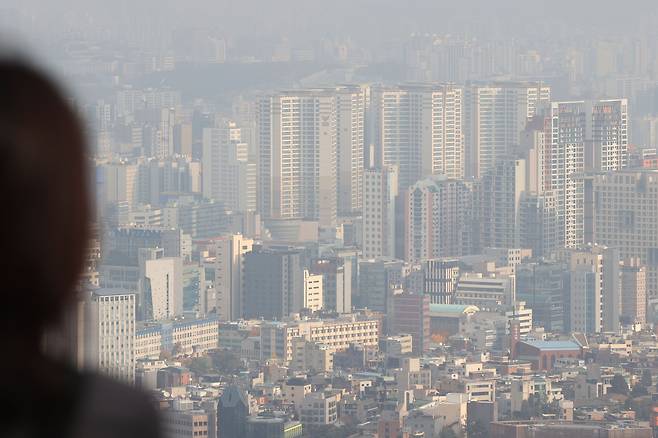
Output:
[{"xmin": 0, "ymin": 60, "xmax": 160, "ymax": 438}]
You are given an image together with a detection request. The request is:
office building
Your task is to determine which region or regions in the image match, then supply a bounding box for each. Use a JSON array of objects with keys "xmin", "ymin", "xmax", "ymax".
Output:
[
  {"xmin": 162, "ymin": 408, "xmax": 216, "ymax": 438},
  {"xmin": 135, "ymin": 316, "xmax": 219, "ymax": 360},
  {"xmin": 455, "ymin": 273, "xmax": 515, "ymax": 310},
  {"xmin": 260, "ymin": 315, "xmax": 380, "ymax": 364},
  {"xmin": 620, "ymin": 258, "xmax": 647, "ymax": 325},
  {"xmin": 391, "ymin": 293, "xmax": 430, "ymax": 354},
  {"xmin": 566, "ymin": 244, "xmax": 620, "ymax": 333},
  {"xmin": 358, "ymin": 258, "xmax": 403, "ymax": 313},
  {"xmin": 143, "ymin": 256, "xmax": 183, "ymax": 321},
  {"xmin": 243, "ymin": 247, "xmax": 303, "ymax": 320},
  {"xmin": 423, "ymin": 259, "xmax": 460, "ymax": 305},
  {"xmin": 85, "ymin": 288, "xmax": 136, "ymax": 383},
  {"xmin": 310, "ymin": 257, "xmax": 352, "ymax": 314},
  {"xmin": 516, "ymin": 262, "xmax": 567, "ymax": 332},
  {"xmin": 303, "ymin": 270, "xmax": 323, "ymax": 312}
]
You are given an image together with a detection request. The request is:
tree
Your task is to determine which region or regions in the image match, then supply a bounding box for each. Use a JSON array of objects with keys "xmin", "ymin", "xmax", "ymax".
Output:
[
  {"xmin": 610, "ymin": 374, "xmax": 629, "ymax": 395},
  {"xmin": 641, "ymin": 369, "xmax": 653, "ymax": 387},
  {"xmin": 187, "ymin": 356, "xmax": 213, "ymax": 375},
  {"xmin": 439, "ymin": 426, "xmax": 458, "ymax": 438},
  {"xmin": 631, "ymin": 384, "xmax": 649, "ymax": 398},
  {"xmin": 211, "ymin": 350, "xmax": 243, "ymax": 375},
  {"xmin": 466, "ymin": 419, "xmax": 488, "ymax": 438}
]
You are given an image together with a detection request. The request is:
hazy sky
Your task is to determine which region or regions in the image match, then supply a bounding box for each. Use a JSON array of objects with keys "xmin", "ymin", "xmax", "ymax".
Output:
[{"xmin": 4, "ymin": 0, "xmax": 658, "ymax": 45}]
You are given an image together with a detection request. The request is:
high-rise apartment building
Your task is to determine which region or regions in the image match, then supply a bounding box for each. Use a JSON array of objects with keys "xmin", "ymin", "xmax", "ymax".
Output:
[
  {"xmin": 584, "ymin": 170, "xmax": 658, "ymax": 300},
  {"xmin": 401, "ymin": 176, "xmax": 474, "ymax": 262},
  {"xmin": 588, "ymin": 99, "xmax": 628, "ymax": 172},
  {"xmin": 202, "ymin": 120, "xmax": 257, "ymax": 212},
  {"xmin": 362, "ymin": 166, "xmax": 398, "ymax": 259},
  {"xmin": 85, "ymin": 288, "xmax": 136, "ymax": 383},
  {"xmin": 257, "ymin": 91, "xmax": 337, "ymax": 227},
  {"xmin": 549, "ymin": 102, "xmax": 587, "ymax": 249},
  {"xmin": 477, "ymin": 158, "xmax": 527, "ymax": 250},
  {"xmin": 336, "ymin": 85, "xmax": 366, "ymax": 215},
  {"xmin": 211, "ymin": 234, "xmax": 254, "ymax": 321},
  {"xmin": 371, "ymin": 84, "xmax": 464, "ymax": 191},
  {"xmin": 518, "ymin": 192, "xmax": 559, "ymax": 259},
  {"xmin": 549, "ymin": 99, "xmax": 628, "ymax": 248},
  {"xmin": 464, "ymin": 82, "xmax": 550, "ymax": 178}
]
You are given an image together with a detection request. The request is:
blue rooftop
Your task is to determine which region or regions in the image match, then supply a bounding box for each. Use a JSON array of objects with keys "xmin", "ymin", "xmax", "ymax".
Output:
[{"xmin": 521, "ymin": 340, "xmax": 581, "ymax": 351}]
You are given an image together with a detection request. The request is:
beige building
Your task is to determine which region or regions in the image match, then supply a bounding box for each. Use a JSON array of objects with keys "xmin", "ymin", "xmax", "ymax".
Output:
[
  {"xmin": 292, "ymin": 338, "xmax": 333, "ymax": 373},
  {"xmin": 585, "ymin": 170, "xmax": 658, "ymax": 301},
  {"xmin": 260, "ymin": 315, "xmax": 379, "ymax": 364},
  {"xmin": 620, "ymin": 258, "xmax": 647, "ymax": 325},
  {"xmin": 300, "ymin": 392, "xmax": 339, "ymax": 426},
  {"xmin": 135, "ymin": 317, "xmax": 219, "ymax": 360},
  {"xmin": 85, "ymin": 288, "xmax": 136, "ymax": 384},
  {"xmin": 303, "ymin": 270, "xmax": 323, "ymax": 312},
  {"xmin": 210, "ymin": 234, "xmax": 253, "ymax": 321},
  {"xmin": 162, "ymin": 407, "xmax": 215, "ymax": 438},
  {"xmin": 362, "ymin": 166, "xmax": 398, "ymax": 259}
]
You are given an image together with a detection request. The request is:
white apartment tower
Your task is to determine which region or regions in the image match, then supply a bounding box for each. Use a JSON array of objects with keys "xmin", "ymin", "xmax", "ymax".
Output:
[
  {"xmin": 464, "ymin": 82, "xmax": 550, "ymax": 178},
  {"xmin": 336, "ymin": 85, "xmax": 366, "ymax": 215},
  {"xmin": 85, "ymin": 288, "xmax": 136, "ymax": 383},
  {"xmin": 257, "ymin": 91, "xmax": 337, "ymax": 227},
  {"xmin": 371, "ymin": 84, "xmax": 464, "ymax": 191},
  {"xmin": 588, "ymin": 99, "xmax": 628, "ymax": 172},
  {"xmin": 549, "ymin": 99, "xmax": 628, "ymax": 249},
  {"xmin": 550, "ymin": 101, "xmax": 587, "ymax": 249},
  {"xmin": 202, "ymin": 121, "xmax": 257, "ymax": 212},
  {"xmin": 213, "ymin": 234, "xmax": 254, "ymax": 321},
  {"xmin": 362, "ymin": 166, "xmax": 398, "ymax": 259}
]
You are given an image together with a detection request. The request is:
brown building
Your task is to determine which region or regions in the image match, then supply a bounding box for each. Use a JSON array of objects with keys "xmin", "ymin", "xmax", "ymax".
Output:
[
  {"xmin": 391, "ymin": 293, "xmax": 430, "ymax": 353},
  {"xmin": 514, "ymin": 341, "xmax": 582, "ymax": 371}
]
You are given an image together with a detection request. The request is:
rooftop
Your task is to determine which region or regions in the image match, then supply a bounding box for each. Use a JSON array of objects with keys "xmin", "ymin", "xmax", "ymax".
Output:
[
  {"xmin": 520, "ymin": 340, "xmax": 581, "ymax": 351},
  {"xmin": 429, "ymin": 304, "xmax": 480, "ymax": 315}
]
